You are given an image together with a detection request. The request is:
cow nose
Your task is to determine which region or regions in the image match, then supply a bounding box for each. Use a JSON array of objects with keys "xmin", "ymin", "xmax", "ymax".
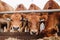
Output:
[
  {"xmin": 13, "ymin": 27, "xmax": 19, "ymax": 31},
  {"xmin": 32, "ymin": 32, "xmax": 36, "ymax": 35}
]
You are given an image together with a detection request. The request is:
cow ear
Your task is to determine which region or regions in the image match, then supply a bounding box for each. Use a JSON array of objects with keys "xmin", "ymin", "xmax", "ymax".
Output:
[
  {"xmin": 3, "ymin": 14, "xmax": 9, "ymax": 18},
  {"xmin": 42, "ymin": 14, "xmax": 48, "ymax": 21},
  {"xmin": 21, "ymin": 14, "xmax": 26, "ymax": 18},
  {"xmin": 3, "ymin": 14, "xmax": 11, "ymax": 21}
]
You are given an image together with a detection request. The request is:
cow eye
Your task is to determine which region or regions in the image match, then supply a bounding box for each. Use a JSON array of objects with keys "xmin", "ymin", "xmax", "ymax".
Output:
[
  {"xmin": 11, "ymin": 19, "xmax": 13, "ymax": 21},
  {"xmin": 11, "ymin": 27, "xmax": 12, "ymax": 29}
]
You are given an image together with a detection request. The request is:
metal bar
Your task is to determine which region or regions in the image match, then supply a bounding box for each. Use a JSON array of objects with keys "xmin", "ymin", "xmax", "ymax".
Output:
[
  {"xmin": 0, "ymin": 9, "xmax": 60, "ymax": 14},
  {"xmin": 0, "ymin": 32, "xmax": 39, "ymax": 39}
]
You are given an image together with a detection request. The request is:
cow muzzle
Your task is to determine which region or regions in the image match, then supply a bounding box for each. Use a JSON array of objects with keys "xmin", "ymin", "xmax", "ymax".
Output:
[
  {"xmin": 10, "ymin": 26, "xmax": 21, "ymax": 32},
  {"xmin": 30, "ymin": 30, "xmax": 38, "ymax": 35},
  {"xmin": 13, "ymin": 27, "xmax": 19, "ymax": 31}
]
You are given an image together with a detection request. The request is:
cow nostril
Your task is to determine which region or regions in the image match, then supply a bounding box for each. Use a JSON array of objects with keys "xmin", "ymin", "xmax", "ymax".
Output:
[{"xmin": 17, "ymin": 27, "xmax": 19, "ymax": 29}]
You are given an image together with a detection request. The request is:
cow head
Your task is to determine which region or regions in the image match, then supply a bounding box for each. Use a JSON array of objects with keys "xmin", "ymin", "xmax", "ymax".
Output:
[
  {"xmin": 10, "ymin": 13, "xmax": 22, "ymax": 32},
  {"xmin": 24, "ymin": 14, "xmax": 41, "ymax": 35},
  {"xmin": 27, "ymin": 4, "xmax": 42, "ymax": 35},
  {"xmin": 3, "ymin": 4, "xmax": 27, "ymax": 32},
  {"xmin": 3, "ymin": 13, "xmax": 23, "ymax": 32}
]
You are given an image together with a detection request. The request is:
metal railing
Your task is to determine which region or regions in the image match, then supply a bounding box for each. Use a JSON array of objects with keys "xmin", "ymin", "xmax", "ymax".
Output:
[{"xmin": 0, "ymin": 9, "xmax": 60, "ymax": 14}]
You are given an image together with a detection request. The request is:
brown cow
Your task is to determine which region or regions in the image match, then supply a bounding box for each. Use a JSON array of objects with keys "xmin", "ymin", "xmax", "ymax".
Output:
[
  {"xmin": 23, "ymin": 4, "xmax": 41, "ymax": 35},
  {"xmin": 0, "ymin": 0, "xmax": 13, "ymax": 32},
  {"xmin": 3, "ymin": 4, "xmax": 27, "ymax": 32},
  {"xmin": 43, "ymin": 0, "xmax": 59, "ymax": 37},
  {"xmin": 16, "ymin": 4, "xmax": 28, "ymax": 32},
  {"xmin": 24, "ymin": 14, "xmax": 41, "ymax": 35},
  {"xmin": 3, "ymin": 13, "xmax": 23, "ymax": 32},
  {"xmin": 10, "ymin": 13, "xmax": 23, "ymax": 32}
]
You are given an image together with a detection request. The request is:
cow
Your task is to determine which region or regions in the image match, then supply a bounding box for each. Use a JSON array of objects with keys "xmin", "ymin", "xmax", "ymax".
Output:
[
  {"xmin": 42, "ymin": 0, "xmax": 59, "ymax": 37},
  {"xmin": 10, "ymin": 13, "xmax": 24, "ymax": 32},
  {"xmin": 0, "ymin": 0, "xmax": 14, "ymax": 32},
  {"xmin": 24, "ymin": 14, "xmax": 41, "ymax": 35},
  {"xmin": 3, "ymin": 13, "xmax": 24, "ymax": 32},
  {"xmin": 15, "ymin": 4, "xmax": 28, "ymax": 32},
  {"xmin": 3, "ymin": 4, "xmax": 27, "ymax": 32},
  {"xmin": 22, "ymin": 4, "xmax": 43, "ymax": 35},
  {"xmin": 29, "ymin": 4, "xmax": 47, "ymax": 33}
]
